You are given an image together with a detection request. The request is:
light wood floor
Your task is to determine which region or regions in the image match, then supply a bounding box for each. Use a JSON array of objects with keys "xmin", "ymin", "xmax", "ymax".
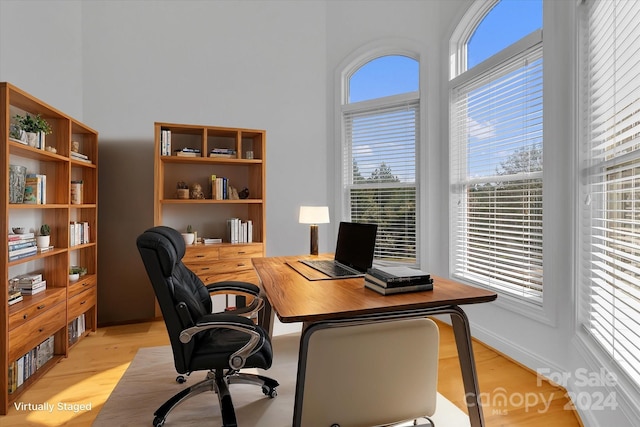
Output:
[{"xmin": 2, "ymin": 320, "xmax": 583, "ymax": 426}]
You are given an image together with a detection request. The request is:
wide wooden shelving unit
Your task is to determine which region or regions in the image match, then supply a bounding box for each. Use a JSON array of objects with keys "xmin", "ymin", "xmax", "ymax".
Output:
[
  {"xmin": 154, "ymin": 122, "xmax": 265, "ymax": 313},
  {"xmin": 0, "ymin": 82, "xmax": 98, "ymax": 415}
]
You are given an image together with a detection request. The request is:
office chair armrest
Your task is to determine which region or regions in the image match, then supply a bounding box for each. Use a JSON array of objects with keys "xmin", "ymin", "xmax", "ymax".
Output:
[
  {"xmin": 179, "ymin": 313, "xmax": 264, "ymax": 370},
  {"xmin": 206, "ymin": 281, "xmax": 264, "ymax": 317}
]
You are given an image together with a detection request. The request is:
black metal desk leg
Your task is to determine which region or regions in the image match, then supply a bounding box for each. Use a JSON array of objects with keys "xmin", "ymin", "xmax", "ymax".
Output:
[{"xmin": 450, "ymin": 306, "xmax": 485, "ymax": 427}]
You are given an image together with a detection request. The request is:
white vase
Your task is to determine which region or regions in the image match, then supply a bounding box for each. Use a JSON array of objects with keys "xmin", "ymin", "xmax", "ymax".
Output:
[
  {"xmin": 36, "ymin": 235, "xmax": 50, "ymax": 249},
  {"xmin": 181, "ymin": 233, "xmax": 195, "ymax": 245},
  {"xmin": 26, "ymin": 132, "xmax": 38, "ymax": 147}
]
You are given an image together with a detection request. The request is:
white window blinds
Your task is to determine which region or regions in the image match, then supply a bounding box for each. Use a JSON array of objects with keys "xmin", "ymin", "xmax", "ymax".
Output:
[
  {"xmin": 450, "ymin": 33, "xmax": 543, "ymax": 303},
  {"xmin": 343, "ymin": 95, "xmax": 419, "ymax": 263},
  {"xmin": 581, "ymin": 0, "xmax": 640, "ymax": 386}
]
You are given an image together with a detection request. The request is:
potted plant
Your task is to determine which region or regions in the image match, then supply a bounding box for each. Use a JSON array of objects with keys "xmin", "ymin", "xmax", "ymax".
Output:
[
  {"xmin": 176, "ymin": 181, "xmax": 189, "ymax": 199},
  {"xmin": 14, "ymin": 113, "xmax": 52, "ymax": 148},
  {"xmin": 181, "ymin": 225, "xmax": 195, "ymax": 245},
  {"xmin": 36, "ymin": 223, "xmax": 51, "ymax": 249},
  {"xmin": 69, "ymin": 266, "xmax": 86, "ymax": 281}
]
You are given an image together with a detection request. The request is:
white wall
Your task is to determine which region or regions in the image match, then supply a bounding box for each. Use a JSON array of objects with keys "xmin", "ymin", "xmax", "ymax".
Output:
[
  {"xmin": 78, "ymin": 0, "xmax": 329, "ymax": 323},
  {"xmin": 0, "ymin": 0, "xmax": 83, "ymax": 118}
]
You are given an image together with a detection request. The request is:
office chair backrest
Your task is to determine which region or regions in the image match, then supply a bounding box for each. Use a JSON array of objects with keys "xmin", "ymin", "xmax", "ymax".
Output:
[
  {"xmin": 136, "ymin": 226, "xmax": 212, "ymax": 373},
  {"xmin": 296, "ymin": 317, "xmax": 439, "ymax": 426}
]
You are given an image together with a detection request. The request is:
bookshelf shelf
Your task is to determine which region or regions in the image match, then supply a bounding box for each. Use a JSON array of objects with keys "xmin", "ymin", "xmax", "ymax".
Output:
[
  {"xmin": 1, "ymin": 82, "xmax": 98, "ymax": 414},
  {"xmin": 154, "ymin": 122, "xmax": 266, "ymax": 313}
]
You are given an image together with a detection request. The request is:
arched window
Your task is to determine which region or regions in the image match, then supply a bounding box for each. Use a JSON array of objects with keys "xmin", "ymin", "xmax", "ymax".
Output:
[
  {"xmin": 341, "ymin": 53, "xmax": 420, "ymax": 264},
  {"xmin": 449, "ymin": 0, "xmax": 544, "ymax": 303}
]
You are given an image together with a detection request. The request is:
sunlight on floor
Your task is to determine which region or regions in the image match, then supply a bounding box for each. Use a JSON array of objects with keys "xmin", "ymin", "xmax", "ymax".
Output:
[{"xmin": 20, "ymin": 363, "xmax": 129, "ymax": 426}]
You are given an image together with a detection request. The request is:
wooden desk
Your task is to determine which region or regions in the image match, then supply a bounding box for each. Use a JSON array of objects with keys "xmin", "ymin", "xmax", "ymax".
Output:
[{"xmin": 252, "ymin": 255, "xmax": 497, "ymax": 427}]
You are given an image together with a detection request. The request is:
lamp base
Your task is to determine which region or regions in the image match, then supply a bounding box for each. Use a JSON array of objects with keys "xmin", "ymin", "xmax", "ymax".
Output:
[{"xmin": 310, "ymin": 224, "xmax": 318, "ymax": 255}]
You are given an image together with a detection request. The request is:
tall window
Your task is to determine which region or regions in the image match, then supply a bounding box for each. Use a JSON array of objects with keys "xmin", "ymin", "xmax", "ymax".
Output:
[
  {"xmin": 581, "ymin": 0, "xmax": 640, "ymax": 387},
  {"xmin": 449, "ymin": 0, "xmax": 544, "ymax": 303},
  {"xmin": 342, "ymin": 55, "xmax": 419, "ymax": 263}
]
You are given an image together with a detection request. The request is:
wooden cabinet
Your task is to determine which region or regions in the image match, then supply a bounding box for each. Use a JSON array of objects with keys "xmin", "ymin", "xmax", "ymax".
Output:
[
  {"xmin": 153, "ymin": 122, "xmax": 266, "ymax": 311},
  {"xmin": 1, "ymin": 82, "xmax": 98, "ymax": 414}
]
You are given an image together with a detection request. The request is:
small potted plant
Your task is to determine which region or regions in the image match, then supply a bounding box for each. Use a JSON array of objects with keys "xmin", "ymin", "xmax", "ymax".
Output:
[
  {"xmin": 14, "ymin": 114, "xmax": 53, "ymax": 148},
  {"xmin": 181, "ymin": 225, "xmax": 195, "ymax": 245},
  {"xmin": 176, "ymin": 181, "xmax": 189, "ymax": 199},
  {"xmin": 69, "ymin": 266, "xmax": 82, "ymax": 282},
  {"xmin": 36, "ymin": 224, "xmax": 51, "ymax": 249}
]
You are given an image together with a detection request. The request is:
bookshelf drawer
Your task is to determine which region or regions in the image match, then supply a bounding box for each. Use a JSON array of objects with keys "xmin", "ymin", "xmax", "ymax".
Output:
[
  {"xmin": 183, "ymin": 245, "xmax": 220, "ymax": 263},
  {"xmin": 201, "ymin": 270, "xmax": 259, "ymax": 286},
  {"xmin": 218, "ymin": 244, "xmax": 262, "ymax": 259},
  {"xmin": 8, "ymin": 290, "xmax": 66, "ymax": 331},
  {"xmin": 9, "ymin": 301, "xmax": 66, "ymax": 362},
  {"xmin": 68, "ymin": 287, "xmax": 96, "ymax": 321},
  {"xmin": 68, "ymin": 275, "xmax": 97, "ymax": 298}
]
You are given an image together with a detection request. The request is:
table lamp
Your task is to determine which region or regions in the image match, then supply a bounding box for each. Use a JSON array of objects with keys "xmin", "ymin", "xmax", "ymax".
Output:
[{"xmin": 299, "ymin": 206, "xmax": 330, "ymax": 255}]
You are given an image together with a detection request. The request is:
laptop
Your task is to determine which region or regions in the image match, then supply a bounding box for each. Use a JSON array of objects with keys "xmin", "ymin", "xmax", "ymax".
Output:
[{"xmin": 298, "ymin": 221, "xmax": 378, "ymax": 279}]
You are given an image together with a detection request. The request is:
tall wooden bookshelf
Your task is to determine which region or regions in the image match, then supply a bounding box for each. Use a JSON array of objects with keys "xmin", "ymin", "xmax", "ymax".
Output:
[
  {"xmin": 153, "ymin": 122, "xmax": 266, "ymax": 312},
  {"xmin": 1, "ymin": 83, "xmax": 98, "ymax": 414}
]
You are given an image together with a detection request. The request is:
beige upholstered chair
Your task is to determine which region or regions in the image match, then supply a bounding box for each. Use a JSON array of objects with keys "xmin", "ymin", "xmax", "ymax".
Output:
[{"xmin": 294, "ymin": 317, "xmax": 439, "ymax": 427}]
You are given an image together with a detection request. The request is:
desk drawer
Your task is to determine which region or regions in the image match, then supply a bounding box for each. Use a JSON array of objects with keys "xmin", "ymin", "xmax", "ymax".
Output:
[
  {"xmin": 68, "ymin": 287, "xmax": 96, "ymax": 321},
  {"xmin": 8, "ymin": 289, "xmax": 66, "ymax": 331},
  {"xmin": 9, "ymin": 301, "xmax": 66, "ymax": 362}
]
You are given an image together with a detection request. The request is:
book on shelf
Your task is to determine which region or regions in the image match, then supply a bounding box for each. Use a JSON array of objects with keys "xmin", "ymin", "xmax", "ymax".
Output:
[
  {"xmin": 8, "ymin": 238, "xmax": 37, "ymax": 251},
  {"xmin": 8, "ymin": 335, "xmax": 55, "ymax": 393},
  {"xmin": 209, "ymin": 148, "xmax": 237, "ymax": 158},
  {"xmin": 15, "ymin": 273, "xmax": 43, "ymax": 284},
  {"xmin": 19, "ymin": 280, "xmax": 47, "ymax": 296},
  {"xmin": 23, "ymin": 174, "xmax": 46, "ymax": 204},
  {"xmin": 69, "ymin": 221, "xmax": 90, "ymax": 246},
  {"xmin": 8, "ymin": 245, "xmax": 38, "ymax": 261},
  {"xmin": 212, "ymin": 176, "xmax": 228, "ymax": 200},
  {"xmin": 38, "ymin": 245, "xmax": 54, "ymax": 253},
  {"xmin": 365, "ymin": 266, "xmax": 432, "ymax": 287},
  {"xmin": 70, "ymin": 151, "xmax": 89, "ymax": 160},
  {"xmin": 160, "ymin": 129, "xmax": 172, "ymax": 155},
  {"xmin": 364, "ymin": 279, "xmax": 433, "ymax": 295},
  {"xmin": 203, "ymin": 237, "xmax": 223, "ymax": 244},
  {"xmin": 71, "ymin": 152, "xmax": 92, "ymax": 163},
  {"xmin": 174, "ymin": 148, "xmax": 201, "ymax": 157},
  {"xmin": 8, "ymin": 232, "xmax": 36, "ymax": 241},
  {"xmin": 8, "ymin": 290, "xmax": 23, "ymax": 305},
  {"xmin": 226, "ymin": 218, "xmax": 253, "ymax": 243}
]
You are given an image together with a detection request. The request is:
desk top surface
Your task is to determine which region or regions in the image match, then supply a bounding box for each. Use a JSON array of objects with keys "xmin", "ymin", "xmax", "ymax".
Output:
[{"xmin": 252, "ymin": 255, "xmax": 497, "ymax": 323}]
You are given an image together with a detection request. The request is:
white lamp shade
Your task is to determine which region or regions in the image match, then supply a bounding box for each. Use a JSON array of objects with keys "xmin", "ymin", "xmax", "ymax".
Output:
[{"xmin": 299, "ymin": 206, "xmax": 330, "ymax": 224}]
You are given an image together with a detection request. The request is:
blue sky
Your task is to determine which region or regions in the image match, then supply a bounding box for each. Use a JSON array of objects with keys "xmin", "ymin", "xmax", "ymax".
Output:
[{"xmin": 349, "ymin": 0, "xmax": 542, "ymax": 103}]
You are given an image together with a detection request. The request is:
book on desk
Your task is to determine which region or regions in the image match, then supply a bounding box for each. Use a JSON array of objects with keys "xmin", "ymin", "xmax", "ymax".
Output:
[{"xmin": 364, "ymin": 266, "xmax": 433, "ymax": 295}]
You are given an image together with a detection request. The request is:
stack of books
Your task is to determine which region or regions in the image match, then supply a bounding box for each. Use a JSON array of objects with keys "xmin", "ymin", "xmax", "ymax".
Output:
[
  {"xmin": 8, "ymin": 233, "xmax": 37, "ymax": 261},
  {"xmin": 364, "ymin": 266, "xmax": 434, "ymax": 295},
  {"xmin": 70, "ymin": 151, "xmax": 91, "ymax": 163},
  {"xmin": 209, "ymin": 148, "xmax": 237, "ymax": 158},
  {"xmin": 174, "ymin": 147, "xmax": 201, "ymax": 157},
  {"xmin": 227, "ymin": 218, "xmax": 253, "ymax": 243},
  {"xmin": 8, "ymin": 289, "xmax": 23, "ymax": 306},
  {"xmin": 14, "ymin": 273, "xmax": 47, "ymax": 296}
]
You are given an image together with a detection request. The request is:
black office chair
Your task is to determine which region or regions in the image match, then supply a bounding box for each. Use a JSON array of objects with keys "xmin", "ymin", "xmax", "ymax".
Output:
[{"xmin": 136, "ymin": 226, "xmax": 279, "ymax": 427}]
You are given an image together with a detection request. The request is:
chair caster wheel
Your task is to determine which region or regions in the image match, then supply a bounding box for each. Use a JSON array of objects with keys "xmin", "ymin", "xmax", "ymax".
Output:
[
  {"xmin": 262, "ymin": 385, "xmax": 277, "ymax": 398},
  {"xmin": 176, "ymin": 375, "xmax": 186, "ymax": 384},
  {"xmin": 153, "ymin": 416, "xmax": 165, "ymax": 426}
]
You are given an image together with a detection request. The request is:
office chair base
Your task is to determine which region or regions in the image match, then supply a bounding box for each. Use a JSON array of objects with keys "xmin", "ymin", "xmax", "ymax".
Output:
[{"xmin": 152, "ymin": 369, "xmax": 279, "ymax": 427}]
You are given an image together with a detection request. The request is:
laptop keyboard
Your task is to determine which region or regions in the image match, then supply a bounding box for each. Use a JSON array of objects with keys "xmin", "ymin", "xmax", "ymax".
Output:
[{"xmin": 305, "ymin": 260, "xmax": 361, "ymax": 277}]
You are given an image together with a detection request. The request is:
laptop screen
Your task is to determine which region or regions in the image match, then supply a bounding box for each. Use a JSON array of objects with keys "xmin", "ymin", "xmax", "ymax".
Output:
[{"xmin": 334, "ymin": 222, "xmax": 378, "ymax": 272}]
